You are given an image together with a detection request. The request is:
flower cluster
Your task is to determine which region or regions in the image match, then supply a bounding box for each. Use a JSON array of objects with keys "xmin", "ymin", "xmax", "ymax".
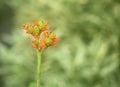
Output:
[{"xmin": 22, "ymin": 20, "xmax": 58, "ymax": 52}]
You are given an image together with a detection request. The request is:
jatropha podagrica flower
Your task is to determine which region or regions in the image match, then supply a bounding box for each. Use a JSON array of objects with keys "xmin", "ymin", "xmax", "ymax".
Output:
[
  {"xmin": 22, "ymin": 19, "xmax": 59, "ymax": 87},
  {"xmin": 22, "ymin": 20, "xmax": 59, "ymax": 52}
]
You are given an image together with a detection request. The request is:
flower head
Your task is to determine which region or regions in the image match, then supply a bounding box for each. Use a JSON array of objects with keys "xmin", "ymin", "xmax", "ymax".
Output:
[
  {"xmin": 22, "ymin": 20, "xmax": 59, "ymax": 52},
  {"xmin": 43, "ymin": 32, "xmax": 58, "ymax": 46},
  {"xmin": 23, "ymin": 20, "xmax": 50, "ymax": 38}
]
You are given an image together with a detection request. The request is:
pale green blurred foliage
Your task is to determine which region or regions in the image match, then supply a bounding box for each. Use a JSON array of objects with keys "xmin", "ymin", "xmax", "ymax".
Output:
[{"xmin": 0, "ymin": 0, "xmax": 119, "ymax": 87}]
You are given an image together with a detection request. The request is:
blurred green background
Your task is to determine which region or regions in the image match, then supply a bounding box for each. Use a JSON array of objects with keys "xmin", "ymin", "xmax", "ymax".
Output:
[{"xmin": 0, "ymin": 0, "xmax": 120, "ymax": 87}]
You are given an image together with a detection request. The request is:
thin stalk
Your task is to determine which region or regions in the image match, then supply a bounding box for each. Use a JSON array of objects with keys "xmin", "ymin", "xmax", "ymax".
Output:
[{"xmin": 36, "ymin": 50, "xmax": 42, "ymax": 87}]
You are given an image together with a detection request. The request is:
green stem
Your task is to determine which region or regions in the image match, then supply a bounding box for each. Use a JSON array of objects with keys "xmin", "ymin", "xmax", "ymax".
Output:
[{"xmin": 36, "ymin": 50, "xmax": 42, "ymax": 87}]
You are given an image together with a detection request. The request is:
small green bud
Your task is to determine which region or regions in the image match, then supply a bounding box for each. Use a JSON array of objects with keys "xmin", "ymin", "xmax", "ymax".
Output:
[
  {"xmin": 38, "ymin": 21, "xmax": 45, "ymax": 27},
  {"xmin": 35, "ymin": 40, "xmax": 39, "ymax": 45},
  {"xmin": 45, "ymin": 38, "xmax": 52, "ymax": 46},
  {"xmin": 33, "ymin": 27, "xmax": 40, "ymax": 35},
  {"xmin": 28, "ymin": 26, "xmax": 33, "ymax": 33},
  {"xmin": 38, "ymin": 21, "xmax": 43, "ymax": 26}
]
